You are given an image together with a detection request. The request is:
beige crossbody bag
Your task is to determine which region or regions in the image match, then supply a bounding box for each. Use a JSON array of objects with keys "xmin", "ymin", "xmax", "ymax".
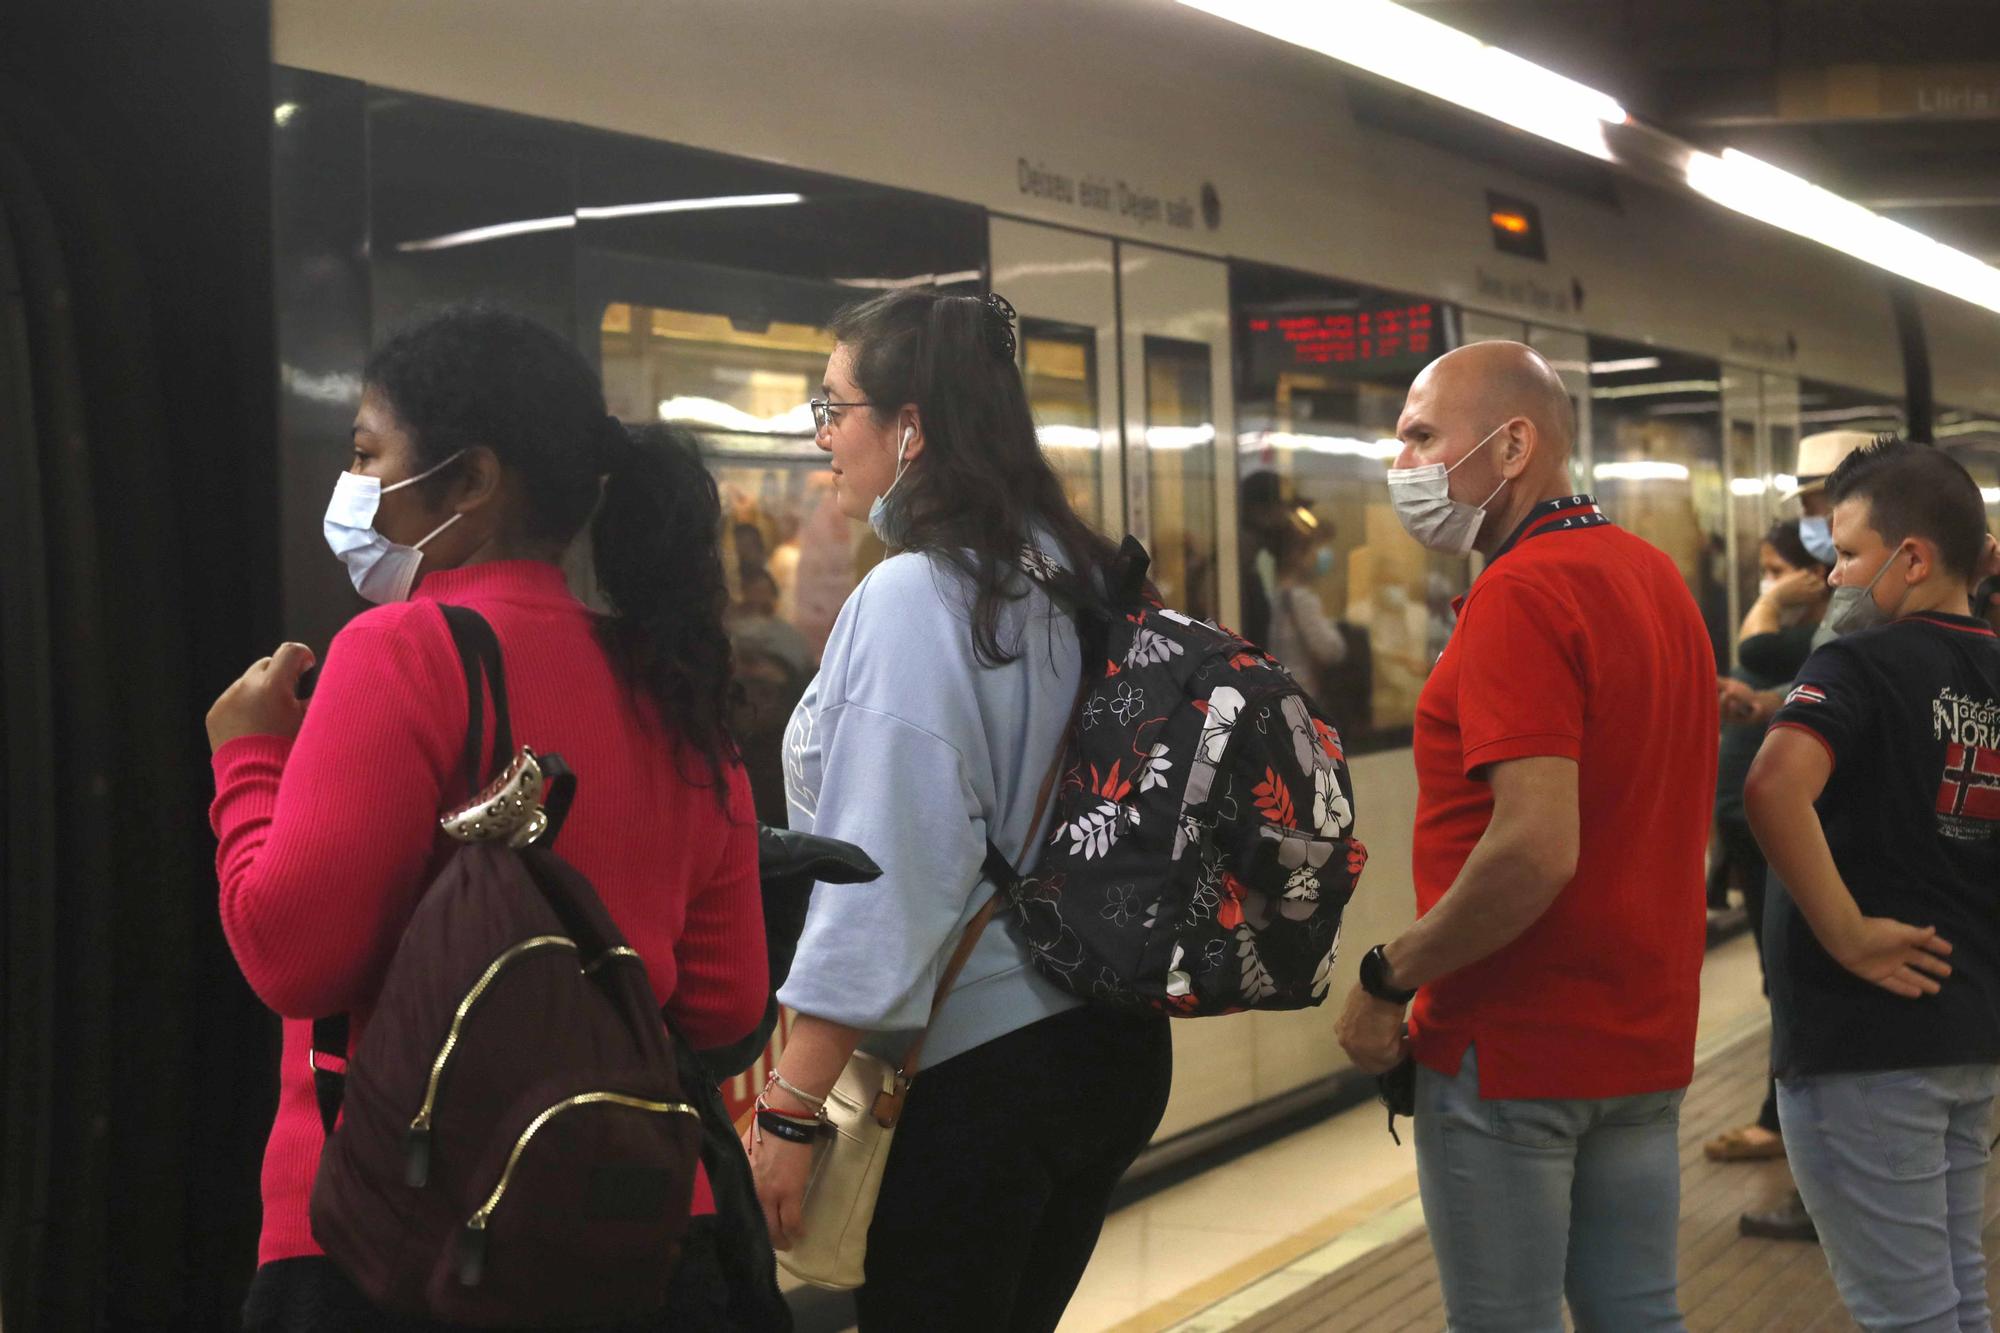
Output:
[{"xmin": 776, "ymin": 741, "xmax": 1068, "ymax": 1290}]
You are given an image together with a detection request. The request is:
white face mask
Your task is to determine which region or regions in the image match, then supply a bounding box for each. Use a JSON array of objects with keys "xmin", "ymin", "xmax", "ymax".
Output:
[
  {"xmin": 323, "ymin": 452, "xmax": 466, "ymax": 604},
  {"xmin": 1385, "ymin": 422, "xmax": 1509, "ymax": 556},
  {"xmin": 867, "ymin": 427, "xmax": 915, "ymax": 548}
]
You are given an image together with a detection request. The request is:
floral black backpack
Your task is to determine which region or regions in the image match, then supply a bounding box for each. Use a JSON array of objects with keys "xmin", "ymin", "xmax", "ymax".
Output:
[{"xmin": 988, "ymin": 538, "xmax": 1367, "ymax": 1015}]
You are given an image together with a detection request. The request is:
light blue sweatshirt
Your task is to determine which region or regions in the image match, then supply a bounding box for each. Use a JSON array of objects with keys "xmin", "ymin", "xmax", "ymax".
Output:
[{"xmin": 778, "ymin": 548, "xmax": 1084, "ymax": 1069}]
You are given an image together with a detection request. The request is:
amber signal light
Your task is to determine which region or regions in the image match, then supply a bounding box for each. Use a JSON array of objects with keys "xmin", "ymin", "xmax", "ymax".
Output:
[{"xmin": 1485, "ymin": 191, "xmax": 1547, "ymax": 260}]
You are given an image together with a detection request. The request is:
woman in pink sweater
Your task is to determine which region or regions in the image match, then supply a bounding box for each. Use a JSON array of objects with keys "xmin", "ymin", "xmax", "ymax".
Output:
[{"xmin": 206, "ymin": 307, "xmax": 770, "ymax": 1330}]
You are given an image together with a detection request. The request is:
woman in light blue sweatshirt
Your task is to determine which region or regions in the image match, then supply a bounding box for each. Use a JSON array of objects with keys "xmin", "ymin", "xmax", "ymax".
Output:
[{"xmin": 747, "ymin": 289, "xmax": 1174, "ymax": 1330}]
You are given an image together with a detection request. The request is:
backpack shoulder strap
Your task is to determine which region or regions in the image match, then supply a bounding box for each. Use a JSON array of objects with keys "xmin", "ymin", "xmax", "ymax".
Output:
[
  {"xmin": 309, "ymin": 603, "xmax": 516, "ymax": 1136},
  {"xmin": 438, "ymin": 603, "xmax": 512, "ymax": 792}
]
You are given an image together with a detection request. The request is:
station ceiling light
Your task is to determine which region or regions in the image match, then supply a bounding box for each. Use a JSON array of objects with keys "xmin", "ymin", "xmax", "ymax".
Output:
[
  {"xmin": 398, "ymin": 193, "xmax": 804, "ymax": 253},
  {"xmin": 1175, "ymin": 0, "xmax": 2000, "ymax": 317},
  {"xmin": 1685, "ymin": 150, "xmax": 2000, "ymax": 316},
  {"xmin": 1175, "ymin": 0, "xmax": 1626, "ymax": 158}
]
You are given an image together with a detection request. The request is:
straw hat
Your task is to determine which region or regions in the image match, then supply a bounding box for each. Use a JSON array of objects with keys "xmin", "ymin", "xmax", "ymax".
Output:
[{"xmin": 1784, "ymin": 430, "xmax": 1876, "ymax": 498}]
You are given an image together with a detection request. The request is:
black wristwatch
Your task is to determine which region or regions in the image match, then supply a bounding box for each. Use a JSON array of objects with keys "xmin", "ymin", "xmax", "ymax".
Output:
[{"xmin": 1359, "ymin": 944, "xmax": 1417, "ymax": 1005}]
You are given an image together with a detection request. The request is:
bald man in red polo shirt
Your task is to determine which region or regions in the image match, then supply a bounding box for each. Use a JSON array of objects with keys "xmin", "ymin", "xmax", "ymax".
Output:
[{"xmin": 1337, "ymin": 342, "xmax": 1717, "ymax": 1330}]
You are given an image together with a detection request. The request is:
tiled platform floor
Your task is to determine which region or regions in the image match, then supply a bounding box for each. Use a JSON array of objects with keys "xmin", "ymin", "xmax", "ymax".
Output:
[{"xmin": 1224, "ymin": 1027, "xmax": 2000, "ymax": 1332}]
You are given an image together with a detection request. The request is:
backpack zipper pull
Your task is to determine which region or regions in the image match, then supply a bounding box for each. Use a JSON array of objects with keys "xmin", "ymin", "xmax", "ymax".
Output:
[
  {"xmin": 404, "ymin": 1120, "xmax": 432, "ymax": 1188},
  {"xmin": 457, "ymin": 1217, "xmax": 488, "ymax": 1287}
]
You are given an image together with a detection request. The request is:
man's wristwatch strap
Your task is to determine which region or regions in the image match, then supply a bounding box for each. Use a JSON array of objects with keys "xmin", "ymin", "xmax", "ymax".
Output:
[{"xmin": 1360, "ymin": 944, "xmax": 1418, "ymax": 1005}]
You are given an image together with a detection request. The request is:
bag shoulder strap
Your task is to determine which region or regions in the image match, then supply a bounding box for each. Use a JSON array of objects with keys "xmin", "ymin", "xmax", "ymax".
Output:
[
  {"xmin": 309, "ymin": 603, "xmax": 513, "ymax": 1136},
  {"xmin": 439, "ymin": 603, "xmax": 512, "ymax": 792},
  {"xmin": 896, "ymin": 693, "xmax": 1074, "ymax": 1086}
]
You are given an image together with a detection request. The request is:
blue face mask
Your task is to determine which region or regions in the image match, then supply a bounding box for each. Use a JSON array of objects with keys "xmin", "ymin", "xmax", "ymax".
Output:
[
  {"xmin": 1798, "ymin": 515, "xmax": 1836, "ymax": 566},
  {"xmin": 1314, "ymin": 546, "xmax": 1336, "ymax": 578},
  {"xmin": 868, "ymin": 427, "xmax": 915, "ymax": 548}
]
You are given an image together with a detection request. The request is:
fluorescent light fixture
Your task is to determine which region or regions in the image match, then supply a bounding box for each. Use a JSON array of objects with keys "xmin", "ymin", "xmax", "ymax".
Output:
[
  {"xmin": 835, "ymin": 269, "xmax": 984, "ymax": 290},
  {"xmin": 1591, "ymin": 379, "xmax": 1721, "ymax": 400},
  {"xmin": 1686, "ymin": 149, "xmax": 2000, "ymax": 317},
  {"xmin": 656, "ymin": 396, "xmax": 815, "ymax": 435},
  {"xmin": 1588, "ymin": 357, "xmax": 1662, "ymax": 374},
  {"xmin": 398, "ymin": 194, "xmax": 805, "ymax": 253},
  {"xmin": 1775, "ymin": 473, "xmax": 1799, "ymax": 494},
  {"xmin": 1593, "ymin": 461, "xmax": 1690, "ymax": 482},
  {"xmin": 398, "ymin": 215, "xmax": 576, "ymax": 253},
  {"xmin": 1940, "ymin": 418, "xmax": 2000, "ymax": 439},
  {"xmin": 1238, "ymin": 430, "xmax": 1404, "ymax": 460},
  {"xmin": 273, "ymin": 101, "xmax": 300, "ymax": 127},
  {"xmin": 1729, "ymin": 477, "xmax": 1768, "ymax": 497},
  {"xmin": 1037, "ymin": 425, "xmax": 1104, "ymax": 450},
  {"xmin": 1145, "ymin": 424, "xmax": 1218, "ymax": 451},
  {"xmin": 1982, "ymin": 487, "xmax": 2000, "ymax": 505},
  {"xmin": 1799, "ymin": 404, "xmax": 1903, "ymax": 425},
  {"xmin": 576, "ymin": 192, "xmax": 803, "ymax": 221},
  {"xmin": 1176, "ymin": 0, "xmax": 1627, "ymax": 159}
]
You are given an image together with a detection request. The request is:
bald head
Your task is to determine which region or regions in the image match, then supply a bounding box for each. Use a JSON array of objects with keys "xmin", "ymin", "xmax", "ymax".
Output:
[
  {"xmin": 1412, "ymin": 341, "xmax": 1574, "ymax": 458},
  {"xmin": 1393, "ymin": 341, "xmax": 1582, "ymax": 555}
]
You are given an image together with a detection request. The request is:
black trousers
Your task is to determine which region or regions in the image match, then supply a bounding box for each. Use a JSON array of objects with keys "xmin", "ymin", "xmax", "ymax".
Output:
[
  {"xmin": 1721, "ymin": 816, "xmax": 1782, "ymax": 1134},
  {"xmin": 855, "ymin": 1005, "xmax": 1174, "ymax": 1333}
]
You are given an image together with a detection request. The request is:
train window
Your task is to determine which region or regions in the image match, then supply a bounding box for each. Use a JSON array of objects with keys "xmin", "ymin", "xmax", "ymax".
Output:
[
  {"xmin": 566, "ymin": 133, "xmax": 984, "ymax": 825},
  {"xmin": 1233, "ymin": 262, "xmax": 1464, "ymax": 751},
  {"xmin": 1144, "ymin": 336, "xmax": 1219, "ymax": 624},
  {"xmin": 1587, "ymin": 337, "xmax": 1728, "ymax": 666},
  {"xmin": 1021, "ymin": 319, "xmax": 1104, "ymax": 528},
  {"xmin": 600, "ymin": 301, "xmax": 870, "ymax": 825}
]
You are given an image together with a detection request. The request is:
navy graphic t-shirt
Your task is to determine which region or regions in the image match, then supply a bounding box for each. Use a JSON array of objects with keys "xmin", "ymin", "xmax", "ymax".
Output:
[{"xmin": 1766, "ymin": 611, "xmax": 2000, "ymax": 1079}]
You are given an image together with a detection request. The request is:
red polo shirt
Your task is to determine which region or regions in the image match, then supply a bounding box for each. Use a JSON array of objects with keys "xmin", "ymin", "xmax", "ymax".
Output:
[{"xmin": 1407, "ymin": 495, "xmax": 1718, "ymax": 1099}]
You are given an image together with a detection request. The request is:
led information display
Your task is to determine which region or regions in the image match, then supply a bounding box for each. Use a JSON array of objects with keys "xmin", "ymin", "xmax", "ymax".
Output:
[{"xmin": 1244, "ymin": 301, "xmax": 1438, "ymax": 377}]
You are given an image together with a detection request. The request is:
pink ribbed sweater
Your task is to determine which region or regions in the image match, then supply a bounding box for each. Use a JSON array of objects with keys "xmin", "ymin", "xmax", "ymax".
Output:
[{"xmin": 210, "ymin": 560, "xmax": 766, "ymax": 1265}]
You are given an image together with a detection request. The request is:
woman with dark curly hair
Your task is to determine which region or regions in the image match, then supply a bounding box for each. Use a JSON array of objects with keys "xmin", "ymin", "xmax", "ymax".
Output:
[{"xmin": 205, "ymin": 305, "xmax": 772, "ymax": 1330}]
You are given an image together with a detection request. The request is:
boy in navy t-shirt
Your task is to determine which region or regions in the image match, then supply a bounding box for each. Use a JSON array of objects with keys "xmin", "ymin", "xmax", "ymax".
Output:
[{"xmin": 1747, "ymin": 436, "xmax": 2000, "ymax": 1331}]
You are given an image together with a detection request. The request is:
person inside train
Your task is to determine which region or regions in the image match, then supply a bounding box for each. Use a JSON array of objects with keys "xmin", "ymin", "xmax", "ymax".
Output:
[
  {"xmin": 1746, "ymin": 437, "xmax": 2000, "ymax": 1332},
  {"xmin": 747, "ymin": 288, "xmax": 1173, "ymax": 1332},
  {"xmin": 1335, "ymin": 340, "xmax": 1717, "ymax": 1330},
  {"xmin": 1237, "ymin": 468, "xmax": 1287, "ymax": 648},
  {"xmin": 1268, "ymin": 519, "xmax": 1348, "ymax": 700},
  {"xmin": 205, "ymin": 306, "xmax": 773, "ymax": 1330},
  {"xmin": 1702, "ymin": 519, "xmax": 1831, "ymax": 1165}
]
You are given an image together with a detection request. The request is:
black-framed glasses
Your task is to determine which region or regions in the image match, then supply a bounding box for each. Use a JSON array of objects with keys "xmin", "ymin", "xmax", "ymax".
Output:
[{"xmin": 809, "ymin": 398, "xmax": 873, "ymax": 431}]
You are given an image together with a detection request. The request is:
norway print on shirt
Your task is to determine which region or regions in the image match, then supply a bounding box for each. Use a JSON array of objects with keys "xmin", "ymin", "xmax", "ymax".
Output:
[{"xmin": 1933, "ymin": 686, "xmax": 2000, "ymax": 839}]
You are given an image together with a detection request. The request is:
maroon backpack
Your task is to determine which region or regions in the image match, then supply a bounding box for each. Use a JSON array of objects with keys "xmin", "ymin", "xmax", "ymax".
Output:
[{"xmin": 306, "ymin": 606, "xmax": 704, "ymax": 1326}]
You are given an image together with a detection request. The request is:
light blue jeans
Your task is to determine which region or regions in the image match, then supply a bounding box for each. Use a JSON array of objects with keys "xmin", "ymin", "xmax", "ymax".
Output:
[
  {"xmin": 1414, "ymin": 1047, "xmax": 1687, "ymax": 1332},
  {"xmin": 1778, "ymin": 1063, "xmax": 2000, "ymax": 1332}
]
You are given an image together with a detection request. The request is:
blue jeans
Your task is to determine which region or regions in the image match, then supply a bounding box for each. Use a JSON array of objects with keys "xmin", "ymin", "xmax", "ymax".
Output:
[
  {"xmin": 1414, "ymin": 1047, "xmax": 1687, "ymax": 1332},
  {"xmin": 1778, "ymin": 1063, "xmax": 2000, "ymax": 1332}
]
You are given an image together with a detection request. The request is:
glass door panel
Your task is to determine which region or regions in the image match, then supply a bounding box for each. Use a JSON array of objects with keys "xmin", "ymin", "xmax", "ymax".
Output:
[
  {"xmin": 1022, "ymin": 320, "xmax": 1104, "ymax": 527},
  {"xmin": 1143, "ymin": 336, "xmax": 1218, "ymax": 621},
  {"xmin": 989, "ymin": 217, "xmax": 1119, "ymax": 535},
  {"xmin": 1118, "ymin": 243, "xmax": 1235, "ymax": 632}
]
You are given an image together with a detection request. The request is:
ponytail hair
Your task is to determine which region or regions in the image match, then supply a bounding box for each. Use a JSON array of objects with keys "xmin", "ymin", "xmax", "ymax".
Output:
[
  {"xmin": 591, "ymin": 421, "xmax": 738, "ymax": 798},
  {"xmin": 363, "ymin": 304, "xmax": 738, "ymax": 804}
]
